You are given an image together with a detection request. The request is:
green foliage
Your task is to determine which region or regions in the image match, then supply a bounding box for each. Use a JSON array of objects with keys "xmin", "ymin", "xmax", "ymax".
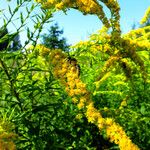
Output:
[
  {"xmin": 0, "ymin": 0, "xmax": 150, "ymax": 150},
  {"xmin": 70, "ymin": 28, "xmax": 150, "ymax": 149},
  {"xmin": 0, "ymin": 1, "xmax": 112, "ymax": 149}
]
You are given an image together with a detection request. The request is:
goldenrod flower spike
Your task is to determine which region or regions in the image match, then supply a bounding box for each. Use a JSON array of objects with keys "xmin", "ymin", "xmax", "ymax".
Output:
[
  {"xmin": 140, "ymin": 6, "xmax": 150, "ymax": 25},
  {"xmin": 45, "ymin": 48, "xmax": 140, "ymax": 150},
  {"xmin": 105, "ymin": 120, "xmax": 140, "ymax": 150},
  {"xmin": 35, "ymin": 0, "xmax": 111, "ymax": 27}
]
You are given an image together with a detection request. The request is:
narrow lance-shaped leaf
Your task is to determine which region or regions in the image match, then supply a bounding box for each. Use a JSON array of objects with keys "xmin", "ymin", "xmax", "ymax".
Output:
[
  {"xmin": 17, "ymin": 0, "xmax": 19, "ymax": 5},
  {"xmin": 20, "ymin": 12, "xmax": 24, "ymax": 24},
  {"xmin": 30, "ymin": 4, "xmax": 35, "ymax": 11},
  {"xmin": 26, "ymin": 6, "xmax": 29, "ymax": 14},
  {"xmin": 3, "ymin": 19, "xmax": 7, "ymax": 26},
  {"xmin": 27, "ymin": 27, "xmax": 30, "ymax": 39},
  {"xmin": 8, "ymin": 5, "xmax": 12, "ymax": 15}
]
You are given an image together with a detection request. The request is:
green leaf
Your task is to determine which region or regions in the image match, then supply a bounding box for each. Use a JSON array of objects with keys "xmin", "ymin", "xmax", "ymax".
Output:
[
  {"xmin": 3, "ymin": 19, "xmax": 6, "ymax": 26},
  {"xmin": 20, "ymin": 12, "xmax": 24, "ymax": 24},
  {"xmin": 27, "ymin": 27, "xmax": 30, "ymax": 39},
  {"xmin": 8, "ymin": 5, "xmax": 12, "ymax": 15},
  {"xmin": 26, "ymin": 6, "xmax": 29, "ymax": 14},
  {"xmin": 13, "ymin": 6, "xmax": 19, "ymax": 13},
  {"xmin": 140, "ymin": 105, "xmax": 146, "ymax": 115},
  {"xmin": 30, "ymin": 4, "xmax": 35, "ymax": 11}
]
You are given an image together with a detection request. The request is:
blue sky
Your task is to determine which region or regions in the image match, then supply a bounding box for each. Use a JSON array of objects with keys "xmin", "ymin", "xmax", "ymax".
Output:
[{"xmin": 0, "ymin": 0, "xmax": 150, "ymax": 45}]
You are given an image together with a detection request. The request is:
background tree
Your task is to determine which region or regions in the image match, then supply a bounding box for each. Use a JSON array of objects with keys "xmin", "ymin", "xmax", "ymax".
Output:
[{"xmin": 41, "ymin": 23, "xmax": 69, "ymax": 51}]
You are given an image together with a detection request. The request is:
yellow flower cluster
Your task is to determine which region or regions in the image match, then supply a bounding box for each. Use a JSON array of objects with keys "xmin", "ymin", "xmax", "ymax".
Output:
[
  {"xmin": 35, "ymin": 0, "xmax": 111, "ymax": 27},
  {"xmin": 38, "ymin": 44, "xmax": 51, "ymax": 56},
  {"xmin": 94, "ymin": 72, "xmax": 110, "ymax": 89},
  {"xmin": 85, "ymin": 101, "xmax": 139, "ymax": 150},
  {"xmin": 50, "ymin": 49, "xmax": 67, "ymax": 79},
  {"xmin": 119, "ymin": 38, "xmax": 147, "ymax": 80},
  {"xmin": 72, "ymin": 27, "xmax": 112, "ymax": 58},
  {"xmin": 0, "ymin": 132, "xmax": 16, "ymax": 150},
  {"xmin": 85, "ymin": 102, "xmax": 140, "ymax": 150},
  {"xmin": 86, "ymin": 102, "xmax": 104, "ymax": 127},
  {"xmin": 50, "ymin": 49, "xmax": 89, "ymax": 109},
  {"xmin": 35, "ymin": 0, "xmax": 57, "ymax": 9},
  {"xmin": 35, "ymin": 0, "xmax": 122, "ymax": 35},
  {"xmin": 0, "ymin": 122, "xmax": 17, "ymax": 150},
  {"xmin": 103, "ymin": 0, "xmax": 121, "ymax": 35},
  {"xmin": 25, "ymin": 44, "xmax": 51, "ymax": 82},
  {"xmin": 96, "ymin": 56, "xmax": 120, "ymax": 81},
  {"xmin": 123, "ymin": 26, "xmax": 150, "ymax": 50},
  {"xmin": 26, "ymin": 44, "xmax": 51, "ymax": 58},
  {"xmin": 105, "ymin": 120, "xmax": 140, "ymax": 150},
  {"xmin": 48, "ymin": 48, "xmax": 140, "ymax": 150},
  {"xmin": 140, "ymin": 6, "xmax": 150, "ymax": 25},
  {"xmin": 121, "ymin": 27, "xmax": 149, "ymax": 82}
]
